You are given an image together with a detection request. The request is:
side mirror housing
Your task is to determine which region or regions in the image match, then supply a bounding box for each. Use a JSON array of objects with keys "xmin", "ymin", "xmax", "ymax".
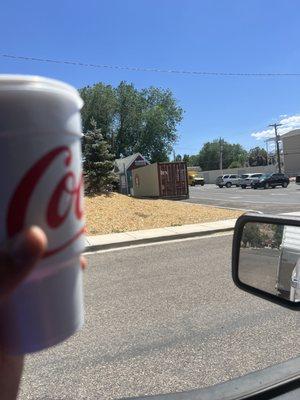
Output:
[{"xmin": 232, "ymin": 213, "xmax": 300, "ymax": 310}]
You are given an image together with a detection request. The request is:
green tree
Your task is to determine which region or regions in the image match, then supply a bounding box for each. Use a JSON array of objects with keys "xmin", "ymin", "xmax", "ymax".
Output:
[
  {"xmin": 242, "ymin": 223, "xmax": 266, "ymax": 248},
  {"xmin": 183, "ymin": 154, "xmax": 190, "ymax": 163},
  {"xmin": 187, "ymin": 154, "xmax": 200, "ymax": 166},
  {"xmin": 115, "ymin": 81, "xmax": 144, "ymax": 157},
  {"xmin": 198, "ymin": 141, "xmax": 220, "ymax": 170},
  {"xmin": 175, "ymin": 154, "xmax": 182, "ymax": 161},
  {"xmin": 248, "ymin": 147, "xmax": 268, "ymax": 166},
  {"xmin": 228, "ymin": 160, "xmax": 242, "ymax": 168},
  {"xmin": 221, "ymin": 142, "xmax": 247, "ymax": 169},
  {"xmin": 136, "ymin": 87, "xmax": 183, "ymax": 162},
  {"xmin": 80, "ymin": 82, "xmax": 183, "ymax": 163},
  {"xmin": 198, "ymin": 140, "xmax": 247, "ymax": 170},
  {"xmin": 82, "ymin": 120, "xmax": 116, "ymax": 194},
  {"xmin": 271, "ymin": 224, "xmax": 284, "ymax": 248},
  {"xmin": 80, "ymin": 83, "xmax": 117, "ymax": 143}
]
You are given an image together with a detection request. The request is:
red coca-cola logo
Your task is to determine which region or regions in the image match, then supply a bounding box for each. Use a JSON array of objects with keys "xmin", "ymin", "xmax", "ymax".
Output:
[{"xmin": 6, "ymin": 146, "xmax": 84, "ymax": 257}]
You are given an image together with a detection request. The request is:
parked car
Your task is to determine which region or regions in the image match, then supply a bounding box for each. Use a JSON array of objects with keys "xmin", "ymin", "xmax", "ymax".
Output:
[
  {"xmin": 252, "ymin": 173, "xmax": 290, "ymax": 189},
  {"xmin": 239, "ymin": 173, "xmax": 263, "ymax": 189},
  {"xmin": 296, "ymin": 175, "xmax": 300, "ymax": 185},
  {"xmin": 215, "ymin": 174, "xmax": 240, "ymax": 188},
  {"xmin": 187, "ymin": 170, "xmax": 205, "ymax": 186}
]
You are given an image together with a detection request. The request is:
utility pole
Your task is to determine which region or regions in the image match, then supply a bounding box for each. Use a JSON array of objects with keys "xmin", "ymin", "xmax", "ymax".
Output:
[
  {"xmin": 268, "ymin": 123, "xmax": 282, "ymax": 173},
  {"xmin": 219, "ymin": 137, "xmax": 223, "ymax": 173}
]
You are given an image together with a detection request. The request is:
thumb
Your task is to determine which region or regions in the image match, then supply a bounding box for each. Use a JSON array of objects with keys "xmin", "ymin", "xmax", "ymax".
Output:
[{"xmin": 0, "ymin": 227, "xmax": 47, "ymax": 301}]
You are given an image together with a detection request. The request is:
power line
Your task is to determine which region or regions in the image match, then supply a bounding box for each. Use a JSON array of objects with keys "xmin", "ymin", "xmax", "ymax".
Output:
[{"xmin": 2, "ymin": 53, "xmax": 300, "ymax": 77}]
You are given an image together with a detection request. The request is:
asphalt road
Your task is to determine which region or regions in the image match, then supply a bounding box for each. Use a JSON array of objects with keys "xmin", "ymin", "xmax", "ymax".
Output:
[
  {"xmin": 186, "ymin": 183, "xmax": 300, "ymax": 214},
  {"xmin": 20, "ymin": 234, "xmax": 299, "ymax": 399}
]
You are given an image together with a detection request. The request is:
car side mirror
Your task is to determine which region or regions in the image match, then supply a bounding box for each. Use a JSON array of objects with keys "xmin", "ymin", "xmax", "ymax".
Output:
[{"xmin": 232, "ymin": 213, "xmax": 300, "ymax": 310}]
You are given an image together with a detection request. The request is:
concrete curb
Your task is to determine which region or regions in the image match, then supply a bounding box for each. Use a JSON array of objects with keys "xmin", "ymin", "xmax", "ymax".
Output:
[{"xmin": 84, "ymin": 225, "xmax": 235, "ymax": 253}]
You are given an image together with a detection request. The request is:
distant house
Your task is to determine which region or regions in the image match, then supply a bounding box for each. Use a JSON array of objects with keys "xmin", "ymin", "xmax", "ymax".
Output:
[
  {"xmin": 114, "ymin": 153, "xmax": 149, "ymax": 194},
  {"xmin": 281, "ymin": 129, "xmax": 300, "ymax": 176}
]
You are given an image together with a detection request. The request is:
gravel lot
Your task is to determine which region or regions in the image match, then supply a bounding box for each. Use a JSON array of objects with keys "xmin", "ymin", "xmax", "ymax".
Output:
[
  {"xmin": 186, "ymin": 182, "xmax": 300, "ymax": 214},
  {"xmin": 20, "ymin": 234, "xmax": 299, "ymax": 399},
  {"xmin": 85, "ymin": 192, "xmax": 241, "ymax": 235}
]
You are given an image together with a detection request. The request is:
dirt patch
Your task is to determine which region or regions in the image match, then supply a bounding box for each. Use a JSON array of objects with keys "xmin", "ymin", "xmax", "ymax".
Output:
[{"xmin": 84, "ymin": 192, "xmax": 242, "ymax": 235}]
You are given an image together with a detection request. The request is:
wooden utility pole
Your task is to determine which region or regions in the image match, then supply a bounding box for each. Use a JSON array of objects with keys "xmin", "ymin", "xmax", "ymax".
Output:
[{"xmin": 268, "ymin": 123, "xmax": 282, "ymax": 173}]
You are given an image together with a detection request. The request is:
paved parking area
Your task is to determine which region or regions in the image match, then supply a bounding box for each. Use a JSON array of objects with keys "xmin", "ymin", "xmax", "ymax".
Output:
[{"xmin": 186, "ymin": 183, "xmax": 300, "ymax": 214}]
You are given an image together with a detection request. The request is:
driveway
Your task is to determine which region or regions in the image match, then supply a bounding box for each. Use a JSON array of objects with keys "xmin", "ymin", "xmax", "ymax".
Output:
[{"xmin": 186, "ymin": 183, "xmax": 300, "ymax": 214}]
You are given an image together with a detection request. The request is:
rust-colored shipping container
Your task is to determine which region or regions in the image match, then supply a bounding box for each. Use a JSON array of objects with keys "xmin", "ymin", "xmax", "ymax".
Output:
[{"xmin": 132, "ymin": 162, "xmax": 189, "ymax": 199}]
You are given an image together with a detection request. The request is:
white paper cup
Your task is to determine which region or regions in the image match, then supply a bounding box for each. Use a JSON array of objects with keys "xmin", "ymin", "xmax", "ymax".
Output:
[{"xmin": 0, "ymin": 75, "xmax": 85, "ymax": 354}]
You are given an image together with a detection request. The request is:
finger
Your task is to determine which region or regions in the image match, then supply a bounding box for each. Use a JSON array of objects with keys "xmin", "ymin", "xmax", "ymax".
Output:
[
  {"xmin": 0, "ymin": 227, "xmax": 47, "ymax": 300},
  {"xmin": 0, "ymin": 353, "xmax": 24, "ymax": 399},
  {"xmin": 80, "ymin": 256, "xmax": 87, "ymax": 270}
]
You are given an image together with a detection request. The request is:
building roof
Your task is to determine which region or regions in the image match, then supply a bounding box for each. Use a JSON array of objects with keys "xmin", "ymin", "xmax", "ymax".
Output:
[
  {"xmin": 114, "ymin": 153, "xmax": 148, "ymax": 173},
  {"xmin": 280, "ymin": 129, "xmax": 300, "ymax": 140}
]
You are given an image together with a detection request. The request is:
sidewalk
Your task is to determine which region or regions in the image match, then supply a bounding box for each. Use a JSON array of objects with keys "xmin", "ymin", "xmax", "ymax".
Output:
[{"xmin": 85, "ymin": 218, "xmax": 237, "ymax": 252}]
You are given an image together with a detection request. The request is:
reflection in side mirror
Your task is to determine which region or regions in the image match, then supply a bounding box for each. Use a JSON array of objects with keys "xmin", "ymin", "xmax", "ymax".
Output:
[
  {"xmin": 232, "ymin": 214, "xmax": 300, "ymax": 310},
  {"xmin": 240, "ymin": 222, "xmax": 300, "ymax": 301}
]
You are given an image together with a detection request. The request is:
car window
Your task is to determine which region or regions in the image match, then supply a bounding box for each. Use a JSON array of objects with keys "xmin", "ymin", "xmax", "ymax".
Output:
[{"xmin": 6, "ymin": 3, "xmax": 300, "ymax": 399}]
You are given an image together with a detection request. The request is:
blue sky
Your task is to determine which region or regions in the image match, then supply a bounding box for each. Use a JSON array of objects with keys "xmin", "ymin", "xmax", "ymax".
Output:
[{"xmin": 1, "ymin": 0, "xmax": 300, "ymax": 155}]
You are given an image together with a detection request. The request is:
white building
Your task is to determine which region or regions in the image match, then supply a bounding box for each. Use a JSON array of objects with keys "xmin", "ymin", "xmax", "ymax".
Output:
[{"xmin": 281, "ymin": 129, "xmax": 300, "ymax": 176}]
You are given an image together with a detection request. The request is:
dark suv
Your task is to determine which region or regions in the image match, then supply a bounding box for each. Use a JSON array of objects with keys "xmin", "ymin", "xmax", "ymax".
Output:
[{"xmin": 252, "ymin": 173, "xmax": 290, "ymax": 189}]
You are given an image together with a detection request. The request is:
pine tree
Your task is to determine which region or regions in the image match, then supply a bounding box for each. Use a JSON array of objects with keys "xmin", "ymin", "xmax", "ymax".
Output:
[{"xmin": 82, "ymin": 119, "xmax": 116, "ymax": 194}]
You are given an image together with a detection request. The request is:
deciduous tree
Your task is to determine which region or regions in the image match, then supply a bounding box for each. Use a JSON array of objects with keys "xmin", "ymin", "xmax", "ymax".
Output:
[{"xmin": 80, "ymin": 82, "xmax": 183, "ymax": 163}]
